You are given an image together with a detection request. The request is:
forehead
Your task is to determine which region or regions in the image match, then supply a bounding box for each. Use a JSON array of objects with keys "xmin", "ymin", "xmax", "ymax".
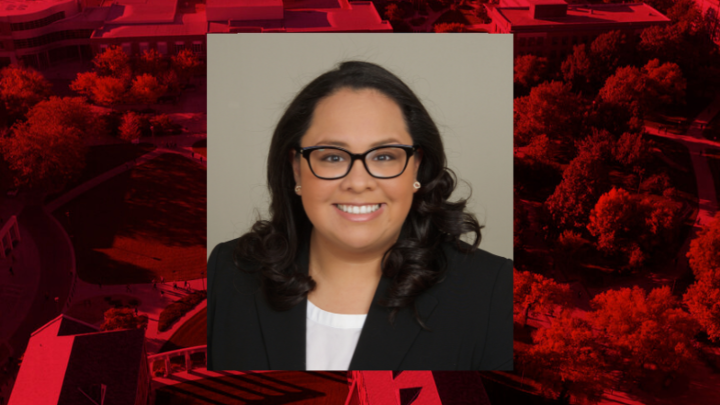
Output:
[{"xmin": 301, "ymin": 88, "xmax": 412, "ymax": 149}]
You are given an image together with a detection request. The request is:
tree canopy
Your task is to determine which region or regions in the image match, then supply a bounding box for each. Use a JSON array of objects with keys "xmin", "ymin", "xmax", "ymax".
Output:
[
  {"xmin": 527, "ymin": 312, "xmax": 611, "ymax": 403},
  {"xmin": 545, "ymin": 148, "xmax": 608, "ymax": 230},
  {"xmin": 513, "ymin": 269, "xmax": 571, "ymax": 327},
  {"xmin": 1, "ymin": 116, "xmax": 86, "ymax": 191},
  {"xmin": 591, "ymin": 286, "xmax": 698, "ymax": 379},
  {"xmin": 514, "ymin": 81, "xmax": 586, "ymax": 146},
  {"xmin": 0, "ymin": 65, "xmax": 52, "ymax": 121},
  {"xmin": 514, "ymin": 54, "xmax": 548, "ymax": 90},
  {"xmin": 101, "ymin": 307, "xmax": 149, "ymax": 331}
]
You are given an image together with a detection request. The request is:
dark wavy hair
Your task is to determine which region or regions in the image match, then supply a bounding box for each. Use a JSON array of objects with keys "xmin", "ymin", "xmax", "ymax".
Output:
[{"xmin": 234, "ymin": 61, "xmax": 482, "ymax": 328}]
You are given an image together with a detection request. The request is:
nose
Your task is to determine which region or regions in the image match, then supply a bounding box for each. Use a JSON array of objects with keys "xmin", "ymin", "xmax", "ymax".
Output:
[{"xmin": 340, "ymin": 158, "xmax": 376, "ymax": 192}]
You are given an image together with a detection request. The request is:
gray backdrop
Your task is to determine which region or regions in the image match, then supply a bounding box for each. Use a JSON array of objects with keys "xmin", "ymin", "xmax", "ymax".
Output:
[{"xmin": 207, "ymin": 34, "xmax": 513, "ymax": 260}]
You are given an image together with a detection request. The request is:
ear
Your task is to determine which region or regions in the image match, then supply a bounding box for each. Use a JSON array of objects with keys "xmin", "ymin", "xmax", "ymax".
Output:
[
  {"xmin": 290, "ymin": 149, "xmax": 301, "ymax": 185},
  {"xmin": 413, "ymin": 148, "xmax": 423, "ymax": 172}
]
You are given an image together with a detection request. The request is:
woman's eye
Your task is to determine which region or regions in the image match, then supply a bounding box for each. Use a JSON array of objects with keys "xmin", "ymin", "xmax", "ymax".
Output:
[
  {"xmin": 374, "ymin": 154, "xmax": 394, "ymax": 161},
  {"xmin": 322, "ymin": 155, "xmax": 344, "ymax": 162}
]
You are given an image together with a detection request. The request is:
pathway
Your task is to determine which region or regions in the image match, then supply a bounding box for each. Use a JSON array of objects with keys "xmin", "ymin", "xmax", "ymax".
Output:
[
  {"xmin": 643, "ymin": 94, "xmax": 720, "ymax": 281},
  {"xmin": 515, "ymin": 95, "xmax": 720, "ymax": 405}
]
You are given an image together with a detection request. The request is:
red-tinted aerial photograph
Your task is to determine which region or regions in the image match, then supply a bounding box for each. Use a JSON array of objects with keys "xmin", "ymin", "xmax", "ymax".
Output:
[{"xmin": 0, "ymin": 0, "xmax": 719, "ymax": 403}]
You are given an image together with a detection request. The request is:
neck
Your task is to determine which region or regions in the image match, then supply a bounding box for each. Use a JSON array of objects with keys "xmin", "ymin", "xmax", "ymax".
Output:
[{"xmin": 308, "ymin": 228, "xmax": 392, "ymax": 287}]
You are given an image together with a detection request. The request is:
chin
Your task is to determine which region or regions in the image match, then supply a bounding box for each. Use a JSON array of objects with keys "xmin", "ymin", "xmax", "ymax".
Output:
[{"xmin": 335, "ymin": 234, "xmax": 389, "ymax": 252}]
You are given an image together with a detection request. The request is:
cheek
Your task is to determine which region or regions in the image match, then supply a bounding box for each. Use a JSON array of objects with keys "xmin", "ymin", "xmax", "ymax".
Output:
[
  {"xmin": 386, "ymin": 182, "xmax": 415, "ymax": 209},
  {"xmin": 300, "ymin": 180, "xmax": 336, "ymax": 213}
]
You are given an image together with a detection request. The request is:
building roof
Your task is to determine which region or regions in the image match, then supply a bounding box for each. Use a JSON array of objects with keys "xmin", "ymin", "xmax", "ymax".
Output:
[
  {"xmin": 100, "ymin": 0, "xmax": 177, "ymax": 24},
  {"xmin": 92, "ymin": 10, "xmax": 207, "ymax": 38},
  {"xmin": 207, "ymin": 0, "xmax": 390, "ymax": 32},
  {"xmin": 0, "ymin": 0, "xmax": 74, "ymax": 17},
  {"xmin": 495, "ymin": 2, "xmax": 670, "ymax": 29},
  {"xmin": 9, "ymin": 315, "xmax": 146, "ymax": 405}
]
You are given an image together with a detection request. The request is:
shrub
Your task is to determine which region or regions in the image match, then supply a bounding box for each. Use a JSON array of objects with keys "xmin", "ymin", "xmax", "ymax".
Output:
[
  {"xmin": 119, "ymin": 111, "xmax": 142, "ymax": 141},
  {"xmin": 158, "ymin": 290, "xmax": 207, "ymax": 332},
  {"xmin": 150, "ymin": 114, "xmax": 183, "ymax": 136}
]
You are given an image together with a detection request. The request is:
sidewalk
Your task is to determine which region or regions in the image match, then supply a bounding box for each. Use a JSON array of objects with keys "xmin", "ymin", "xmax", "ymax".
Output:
[{"xmin": 645, "ymin": 94, "xmax": 720, "ymax": 229}]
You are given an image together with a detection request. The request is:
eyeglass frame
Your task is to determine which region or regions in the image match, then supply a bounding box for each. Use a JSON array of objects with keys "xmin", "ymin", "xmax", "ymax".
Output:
[{"xmin": 294, "ymin": 144, "xmax": 419, "ymax": 180}]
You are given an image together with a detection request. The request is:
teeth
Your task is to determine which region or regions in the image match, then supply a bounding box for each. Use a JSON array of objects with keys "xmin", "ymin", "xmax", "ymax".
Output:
[{"xmin": 337, "ymin": 204, "xmax": 380, "ymax": 214}]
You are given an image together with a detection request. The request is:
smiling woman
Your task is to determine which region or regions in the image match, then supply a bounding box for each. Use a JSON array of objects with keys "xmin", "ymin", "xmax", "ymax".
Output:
[{"xmin": 207, "ymin": 59, "xmax": 513, "ymax": 371}]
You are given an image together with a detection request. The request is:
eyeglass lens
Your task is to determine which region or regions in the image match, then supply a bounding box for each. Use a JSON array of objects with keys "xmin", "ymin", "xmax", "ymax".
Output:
[{"xmin": 309, "ymin": 147, "xmax": 408, "ymax": 179}]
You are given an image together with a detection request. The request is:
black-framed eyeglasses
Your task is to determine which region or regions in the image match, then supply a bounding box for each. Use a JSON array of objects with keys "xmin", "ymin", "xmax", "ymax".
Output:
[{"xmin": 295, "ymin": 144, "xmax": 419, "ymax": 180}]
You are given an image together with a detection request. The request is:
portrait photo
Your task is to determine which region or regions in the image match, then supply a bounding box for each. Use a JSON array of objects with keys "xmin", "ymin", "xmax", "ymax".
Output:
[{"xmin": 206, "ymin": 33, "xmax": 513, "ymax": 370}]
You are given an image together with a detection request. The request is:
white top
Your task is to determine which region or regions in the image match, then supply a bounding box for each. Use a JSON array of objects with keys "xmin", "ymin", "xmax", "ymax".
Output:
[{"xmin": 306, "ymin": 300, "xmax": 367, "ymax": 370}]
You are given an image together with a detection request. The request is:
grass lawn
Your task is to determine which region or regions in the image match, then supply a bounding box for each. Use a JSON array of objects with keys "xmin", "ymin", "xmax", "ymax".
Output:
[
  {"xmin": 56, "ymin": 153, "xmax": 206, "ymax": 285},
  {"xmin": 45, "ymin": 142, "xmax": 156, "ymax": 203},
  {"xmin": 160, "ymin": 307, "xmax": 207, "ymax": 353},
  {"xmin": 706, "ymin": 148, "xmax": 720, "ymax": 206},
  {"xmin": 154, "ymin": 371, "xmax": 349, "ymax": 405},
  {"xmin": 192, "ymin": 139, "xmax": 207, "ymax": 157}
]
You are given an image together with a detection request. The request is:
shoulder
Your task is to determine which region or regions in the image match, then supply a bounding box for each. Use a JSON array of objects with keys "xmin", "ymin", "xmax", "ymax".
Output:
[
  {"xmin": 440, "ymin": 240, "xmax": 513, "ymax": 283},
  {"xmin": 426, "ymin": 240, "xmax": 513, "ymax": 307},
  {"xmin": 207, "ymin": 237, "xmax": 261, "ymax": 296}
]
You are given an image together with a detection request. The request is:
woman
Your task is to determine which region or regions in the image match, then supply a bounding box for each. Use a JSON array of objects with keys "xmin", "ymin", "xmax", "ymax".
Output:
[{"xmin": 207, "ymin": 61, "xmax": 513, "ymax": 371}]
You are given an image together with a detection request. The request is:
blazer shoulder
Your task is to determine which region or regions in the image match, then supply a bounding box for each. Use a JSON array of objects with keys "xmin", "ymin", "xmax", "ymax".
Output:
[
  {"xmin": 207, "ymin": 237, "xmax": 261, "ymax": 296},
  {"xmin": 441, "ymin": 240, "xmax": 513, "ymax": 281}
]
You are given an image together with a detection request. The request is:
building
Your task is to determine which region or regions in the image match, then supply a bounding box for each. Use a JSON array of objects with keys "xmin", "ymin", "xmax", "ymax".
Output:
[
  {"xmin": 8, "ymin": 315, "xmax": 150, "ymax": 405},
  {"xmin": 489, "ymin": 0, "xmax": 671, "ymax": 60},
  {"xmin": 206, "ymin": 0, "xmax": 391, "ymax": 32},
  {"xmin": 0, "ymin": 0, "xmax": 102, "ymax": 68},
  {"xmin": 0, "ymin": 0, "xmax": 390, "ymax": 69}
]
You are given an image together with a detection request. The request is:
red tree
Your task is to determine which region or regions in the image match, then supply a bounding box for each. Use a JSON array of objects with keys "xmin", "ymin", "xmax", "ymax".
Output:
[
  {"xmin": 130, "ymin": 74, "xmax": 167, "ymax": 105},
  {"xmin": 513, "ymin": 269, "xmax": 571, "ymax": 327},
  {"xmin": 93, "ymin": 45, "xmax": 132, "ymax": 84},
  {"xmin": 119, "ymin": 111, "xmax": 143, "ymax": 141},
  {"xmin": 0, "ymin": 65, "xmax": 52, "ymax": 120},
  {"xmin": 684, "ymin": 213, "xmax": 720, "ymax": 341},
  {"xmin": 545, "ymin": 149, "xmax": 608, "ymax": 230},
  {"xmin": 137, "ymin": 48, "xmax": 164, "ymax": 76},
  {"xmin": 591, "ymin": 286, "xmax": 698, "ymax": 379},
  {"xmin": 687, "ymin": 212, "xmax": 720, "ymax": 280},
  {"xmin": 434, "ymin": 23, "xmax": 467, "ymax": 32},
  {"xmin": 514, "ymin": 81, "xmax": 586, "ymax": 146},
  {"xmin": 1, "ymin": 117, "xmax": 86, "ymax": 191},
  {"xmin": 588, "ymin": 188, "xmax": 680, "ymax": 269},
  {"xmin": 101, "ymin": 307, "xmax": 148, "ymax": 331},
  {"xmin": 526, "ymin": 312, "xmax": 611, "ymax": 403},
  {"xmin": 25, "ymin": 96, "xmax": 101, "ymax": 139},
  {"xmin": 171, "ymin": 48, "xmax": 201, "ymax": 88},
  {"xmin": 514, "ymin": 54, "xmax": 548, "ymax": 88}
]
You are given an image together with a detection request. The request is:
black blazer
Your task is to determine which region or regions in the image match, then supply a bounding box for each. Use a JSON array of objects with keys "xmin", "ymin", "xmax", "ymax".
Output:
[{"xmin": 207, "ymin": 238, "xmax": 513, "ymax": 370}]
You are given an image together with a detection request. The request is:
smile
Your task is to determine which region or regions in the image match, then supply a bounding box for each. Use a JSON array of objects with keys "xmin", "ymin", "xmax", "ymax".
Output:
[{"xmin": 335, "ymin": 204, "xmax": 381, "ymax": 214}]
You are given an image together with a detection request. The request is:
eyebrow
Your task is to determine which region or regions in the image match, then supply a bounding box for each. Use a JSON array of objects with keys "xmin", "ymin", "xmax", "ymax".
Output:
[{"xmin": 312, "ymin": 138, "xmax": 405, "ymax": 148}]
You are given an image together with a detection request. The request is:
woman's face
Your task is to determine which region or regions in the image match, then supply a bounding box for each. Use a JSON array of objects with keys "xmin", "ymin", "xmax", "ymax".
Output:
[{"xmin": 292, "ymin": 87, "xmax": 421, "ymax": 254}]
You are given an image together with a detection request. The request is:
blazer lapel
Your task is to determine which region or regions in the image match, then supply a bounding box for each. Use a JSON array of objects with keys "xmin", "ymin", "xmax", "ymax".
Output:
[
  {"xmin": 348, "ymin": 275, "xmax": 438, "ymax": 370},
  {"xmin": 254, "ymin": 243, "xmax": 310, "ymax": 370}
]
